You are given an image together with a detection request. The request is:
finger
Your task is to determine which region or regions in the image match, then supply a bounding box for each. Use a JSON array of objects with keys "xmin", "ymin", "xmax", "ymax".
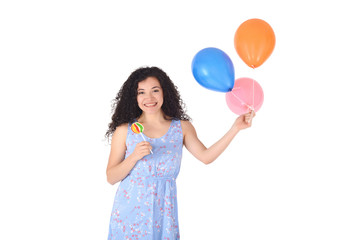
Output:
[
  {"xmin": 139, "ymin": 147, "xmax": 150, "ymax": 155},
  {"xmin": 141, "ymin": 146, "xmax": 150, "ymax": 152},
  {"xmin": 146, "ymin": 144, "xmax": 152, "ymax": 150},
  {"xmin": 245, "ymin": 116, "xmax": 252, "ymax": 124},
  {"xmin": 247, "ymin": 111, "xmax": 255, "ymax": 120},
  {"xmin": 141, "ymin": 144, "xmax": 152, "ymax": 151},
  {"xmin": 140, "ymin": 145, "xmax": 151, "ymax": 150},
  {"xmin": 144, "ymin": 148, "xmax": 151, "ymax": 155},
  {"xmin": 140, "ymin": 141, "xmax": 150, "ymax": 146}
]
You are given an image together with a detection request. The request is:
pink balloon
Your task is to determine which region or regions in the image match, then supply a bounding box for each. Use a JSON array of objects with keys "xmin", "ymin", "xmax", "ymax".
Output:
[{"xmin": 225, "ymin": 77, "xmax": 264, "ymax": 115}]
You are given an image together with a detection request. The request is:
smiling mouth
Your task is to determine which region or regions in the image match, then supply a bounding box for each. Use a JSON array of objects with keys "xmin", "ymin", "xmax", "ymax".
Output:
[{"xmin": 144, "ymin": 103, "xmax": 157, "ymax": 107}]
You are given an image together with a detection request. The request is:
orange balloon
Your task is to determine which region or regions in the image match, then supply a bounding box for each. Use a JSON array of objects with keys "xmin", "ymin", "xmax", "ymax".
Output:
[{"xmin": 234, "ymin": 18, "xmax": 275, "ymax": 68}]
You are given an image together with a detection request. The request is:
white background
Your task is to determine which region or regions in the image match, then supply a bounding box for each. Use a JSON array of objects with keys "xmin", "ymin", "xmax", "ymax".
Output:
[{"xmin": 1, "ymin": 0, "xmax": 359, "ymax": 239}]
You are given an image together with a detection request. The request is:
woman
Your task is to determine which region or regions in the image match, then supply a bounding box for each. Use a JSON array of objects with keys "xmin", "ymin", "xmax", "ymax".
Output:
[{"xmin": 105, "ymin": 66, "xmax": 254, "ymax": 239}]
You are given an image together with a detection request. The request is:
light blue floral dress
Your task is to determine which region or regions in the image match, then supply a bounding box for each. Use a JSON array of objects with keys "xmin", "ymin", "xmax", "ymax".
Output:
[{"xmin": 108, "ymin": 120, "xmax": 183, "ymax": 240}]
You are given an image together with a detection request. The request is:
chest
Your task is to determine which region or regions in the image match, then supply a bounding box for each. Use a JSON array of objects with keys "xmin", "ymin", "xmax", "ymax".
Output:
[{"xmin": 142, "ymin": 121, "xmax": 172, "ymax": 138}]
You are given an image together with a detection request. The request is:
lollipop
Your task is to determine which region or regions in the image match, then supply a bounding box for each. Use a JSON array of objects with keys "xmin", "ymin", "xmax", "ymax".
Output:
[{"xmin": 131, "ymin": 122, "xmax": 153, "ymax": 154}]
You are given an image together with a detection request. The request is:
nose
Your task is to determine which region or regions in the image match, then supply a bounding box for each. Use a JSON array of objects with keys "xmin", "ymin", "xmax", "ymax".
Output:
[{"xmin": 144, "ymin": 92, "xmax": 155, "ymax": 99}]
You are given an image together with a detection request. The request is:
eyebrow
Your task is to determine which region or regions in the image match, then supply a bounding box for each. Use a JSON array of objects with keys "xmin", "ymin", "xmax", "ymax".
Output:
[{"xmin": 137, "ymin": 86, "xmax": 161, "ymax": 91}]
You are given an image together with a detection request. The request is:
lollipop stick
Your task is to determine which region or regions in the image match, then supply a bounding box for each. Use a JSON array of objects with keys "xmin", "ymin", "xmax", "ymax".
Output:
[{"xmin": 140, "ymin": 133, "xmax": 153, "ymax": 154}]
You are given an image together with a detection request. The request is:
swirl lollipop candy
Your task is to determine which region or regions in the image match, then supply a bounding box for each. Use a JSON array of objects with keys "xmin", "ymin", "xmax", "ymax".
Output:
[
  {"xmin": 131, "ymin": 122, "xmax": 144, "ymax": 134},
  {"xmin": 131, "ymin": 122, "xmax": 153, "ymax": 154}
]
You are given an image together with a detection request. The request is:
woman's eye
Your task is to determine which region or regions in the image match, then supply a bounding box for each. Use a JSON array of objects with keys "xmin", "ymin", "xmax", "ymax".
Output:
[
  {"xmin": 153, "ymin": 89, "xmax": 160, "ymax": 93},
  {"xmin": 138, "ymin": 91, "xmax": 145, "ymax": 95}
]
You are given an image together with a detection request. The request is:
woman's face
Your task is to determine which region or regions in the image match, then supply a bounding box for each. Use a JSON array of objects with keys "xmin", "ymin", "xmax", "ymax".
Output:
[{"xmin": 137, "ymin": 77, "xmax": 164, "ymax": 114}]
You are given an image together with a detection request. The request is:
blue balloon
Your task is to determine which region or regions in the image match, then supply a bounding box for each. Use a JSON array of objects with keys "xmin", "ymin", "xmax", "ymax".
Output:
[{"xmin": 191, "ymin": 47, "xmax": 235, "ymax": 92}]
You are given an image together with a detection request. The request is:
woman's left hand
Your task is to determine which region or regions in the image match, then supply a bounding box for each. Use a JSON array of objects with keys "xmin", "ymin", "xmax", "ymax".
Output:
[{"xmin": 232, "ymin": 110, "xmax": 256, "ymax": 132}]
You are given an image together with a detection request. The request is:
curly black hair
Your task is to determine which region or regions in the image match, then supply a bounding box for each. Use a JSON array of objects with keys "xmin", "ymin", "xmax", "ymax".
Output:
[{"xmin": 105, "ymin": 66, "xmax": 191, "ymax": 140}]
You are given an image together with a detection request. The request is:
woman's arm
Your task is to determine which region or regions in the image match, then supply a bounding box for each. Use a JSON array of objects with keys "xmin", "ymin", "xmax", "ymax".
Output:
[
  {"xmin": 106, "ymin": 124, "xmax": 152, "ymax": 185},
  {"xmin": 182, "ymin": 111, "xmax": 254, "ymax": 165}
]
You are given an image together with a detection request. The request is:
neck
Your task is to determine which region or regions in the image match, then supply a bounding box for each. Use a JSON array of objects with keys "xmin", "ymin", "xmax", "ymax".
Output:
[{"xmin": 138, "ymin": 111, "xmax": 167, "ymax": 124}]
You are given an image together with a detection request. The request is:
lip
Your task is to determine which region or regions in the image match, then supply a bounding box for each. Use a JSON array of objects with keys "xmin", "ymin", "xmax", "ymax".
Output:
[{"xmin": 144, "ymin": 102, "xmax": 157, "ymax": 107}]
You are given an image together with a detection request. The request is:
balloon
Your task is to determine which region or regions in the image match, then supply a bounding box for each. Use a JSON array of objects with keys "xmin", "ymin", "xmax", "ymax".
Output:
[
  {"xmin": 191, "ymin": 47, "xmax": 235, "ymax": 92},
  {"xmin": 234, "ymin": 18, "xmax": 275, "ymax": 68},
  {"xmin": 225, "ymin": 77, "xmax": 264, "ymax": 115}
]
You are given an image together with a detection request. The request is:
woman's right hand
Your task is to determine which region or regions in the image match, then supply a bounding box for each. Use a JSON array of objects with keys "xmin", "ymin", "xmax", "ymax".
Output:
[{"xmin": 131, "ymin": 141, "xmax": 152, "ymax": 160}]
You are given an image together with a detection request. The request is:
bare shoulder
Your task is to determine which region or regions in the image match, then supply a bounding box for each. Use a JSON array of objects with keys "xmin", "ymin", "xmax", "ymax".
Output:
[
  {"xmin": 111, "ymin": 123, "xmax": 129, "ymax": 145},
  {"xmin": 180, "ymin": 120, "xmax": 192, "ymax": 129},
  {"xmin": 180, "ymin": 120, "xmax": 195, "ymax": 136}
]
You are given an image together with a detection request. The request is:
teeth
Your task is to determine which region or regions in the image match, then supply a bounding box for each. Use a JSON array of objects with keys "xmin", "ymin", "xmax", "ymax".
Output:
[{"xmin": 145, "ymin": 103, "xmax": 156, "ymax": 107}]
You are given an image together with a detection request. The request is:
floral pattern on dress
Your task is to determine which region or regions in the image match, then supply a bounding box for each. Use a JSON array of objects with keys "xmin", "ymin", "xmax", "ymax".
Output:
[{"xmin": 108, "ymin": 120, "xmax": 183, "ymax": 240}]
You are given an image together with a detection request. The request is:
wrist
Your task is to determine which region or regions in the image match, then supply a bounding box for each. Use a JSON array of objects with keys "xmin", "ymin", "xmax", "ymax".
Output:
[
  {"xmin": 231, "ymin": 124, "xmax": 242, "ymax": 134},
  {"xmin": 128, "ymin": 153, "xmax": 141, "ymax": 163}
]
